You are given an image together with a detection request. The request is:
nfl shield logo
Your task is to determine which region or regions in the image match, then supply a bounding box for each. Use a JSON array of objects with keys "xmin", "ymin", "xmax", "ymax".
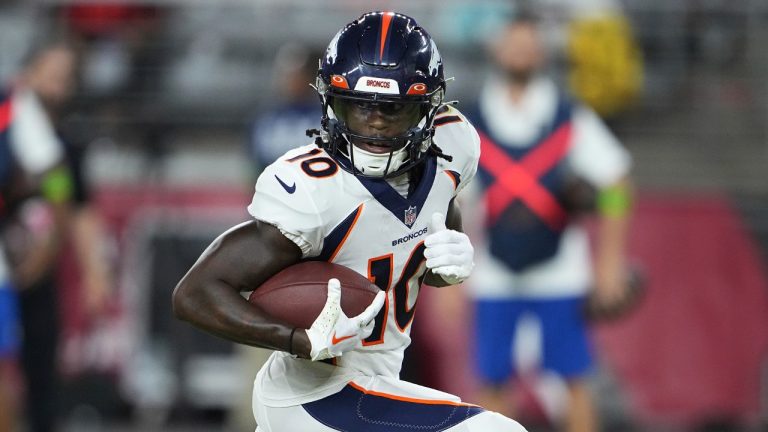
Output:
[{"xmin": 404, "ymin": 206, "xmax": 417, "ymax": 227}]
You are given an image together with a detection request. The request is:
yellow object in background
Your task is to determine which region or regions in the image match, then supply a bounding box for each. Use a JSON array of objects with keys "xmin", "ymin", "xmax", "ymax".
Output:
[{"xmin": 567, "ymin": 14, "xmax": 643, "ymax": 118}]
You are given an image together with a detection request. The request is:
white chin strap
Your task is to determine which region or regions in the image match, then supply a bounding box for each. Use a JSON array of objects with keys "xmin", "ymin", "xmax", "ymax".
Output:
[{"xmin": 350, "ymin": 144, "xmax": 408, "ymax": 177}]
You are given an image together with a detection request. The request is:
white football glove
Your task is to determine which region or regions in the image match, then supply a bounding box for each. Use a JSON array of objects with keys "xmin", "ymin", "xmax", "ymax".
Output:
[
  {"xmin": 305, "ymin": 278, "xmax": 386, "ymax": 361},
  {"xmin": 424, "ymin": 212, "xmax": 475, "ymax": 285}
]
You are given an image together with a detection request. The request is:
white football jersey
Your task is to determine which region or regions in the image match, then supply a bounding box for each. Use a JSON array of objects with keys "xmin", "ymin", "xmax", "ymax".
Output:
[{"xmin": 247, "ymin": 106, "xmax": 479, "ymax": 407}]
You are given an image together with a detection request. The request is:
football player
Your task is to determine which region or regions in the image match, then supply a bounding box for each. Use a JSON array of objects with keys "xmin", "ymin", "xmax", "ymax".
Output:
[{"xmin": 173, "ymin": 12, "xmax": 527, "ymax": 432}]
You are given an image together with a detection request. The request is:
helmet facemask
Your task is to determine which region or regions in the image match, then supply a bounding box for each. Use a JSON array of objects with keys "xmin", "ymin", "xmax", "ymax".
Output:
[{"xmin": 316, "ymin": 78, "xmax": 444, "ymax": 179}]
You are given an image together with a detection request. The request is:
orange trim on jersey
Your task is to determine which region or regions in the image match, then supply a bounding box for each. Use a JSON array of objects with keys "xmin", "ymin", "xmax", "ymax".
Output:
[
  {"xmin": 443, "ymin": 170, "xmax": 459, "ymax": 190},
  {"xmin": 363, "ymin": 253, "xmax": 393, "ymax": 346},
  {"xmin": 394, "ymin": 240, "xmax": 425, "ymax": 333},
  {"xmin": 379, "ymin": 12, "xmax": 394, "ymax": 61},
  {"xmin": 347, "ymin": 382, "xmax": 480, "ymax": 407},
  {"xmin": 328, "ymin": 204, "xmax": 364, "ymax": 262}
]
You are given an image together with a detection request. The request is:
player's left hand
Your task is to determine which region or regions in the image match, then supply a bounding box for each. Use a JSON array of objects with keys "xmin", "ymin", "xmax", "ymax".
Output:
[{"xmin": 424, "ymin": 213, "xmax": 474, "ymax": 285}]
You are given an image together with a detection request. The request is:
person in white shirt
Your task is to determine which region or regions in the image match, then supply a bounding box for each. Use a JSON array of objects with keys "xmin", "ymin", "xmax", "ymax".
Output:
[{"xmin": 465, "ymin": 14, "xmax": 633, "ymax": 432}]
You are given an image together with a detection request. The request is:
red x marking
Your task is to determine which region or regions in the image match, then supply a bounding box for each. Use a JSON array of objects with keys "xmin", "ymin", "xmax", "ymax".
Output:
[
  {"xmin": 0, "ymin": 99, "xmax": 12, "ymax": 132},
  {"xmin": 478, "ymin": 122, "xmax": 572, "ymax": 230}
]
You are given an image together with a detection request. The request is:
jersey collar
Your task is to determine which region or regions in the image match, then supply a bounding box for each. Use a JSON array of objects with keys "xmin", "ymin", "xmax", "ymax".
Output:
[{"xmin": 354, "ymin": 155, "xmax": 437, "ymax": 228}]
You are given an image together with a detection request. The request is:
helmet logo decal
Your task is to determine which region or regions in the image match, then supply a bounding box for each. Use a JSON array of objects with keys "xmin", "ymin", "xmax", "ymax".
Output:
[
  {"xmin": 407, "ymin": 83, "xmax": 427, "ymax": 95},
  {"xmin": 331, "ymin": 75, "xmax": 350, "ymax": 89},
  {"xmin": 428, "ymin": 39, "xmax": 442, "ymax": 77},
  {"xmin": 354, "ymin": 76, "xmax": 399, "ymax": 94},
  {"xmin": 379, "ymin": 12, "xmax": 395, "ymax": 62}
]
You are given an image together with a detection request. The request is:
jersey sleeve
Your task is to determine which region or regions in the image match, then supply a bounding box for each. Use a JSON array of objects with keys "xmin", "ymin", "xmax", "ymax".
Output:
[
  {"xmin": 457, "ymin": 121, "xmax": 481, "ymax": 194},
  {"xmin": 247, "ymin": 160, "xmax": 325, "ymax": 258},
  {"xmin": 10, "ymin": 89, "xmax": 63, "ymax": 175},
  {"xmin": 569, "ymin": 106, "xmax": 632, "ymax": 188},
  {"xmin": 434, "ymin": 107, "xmax": 481, "ymax": 195}
]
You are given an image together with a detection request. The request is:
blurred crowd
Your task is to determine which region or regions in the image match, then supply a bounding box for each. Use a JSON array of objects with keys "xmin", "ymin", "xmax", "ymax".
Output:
[{"xmin": 0, "ymin": 1, "xmax": 767, "ymax": 432}]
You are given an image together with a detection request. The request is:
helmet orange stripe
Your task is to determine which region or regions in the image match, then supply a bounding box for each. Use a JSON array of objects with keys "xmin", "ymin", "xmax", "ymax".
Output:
[{"xmin": 379, "ymin": 12, "xmax": 394, "ymax": 61}]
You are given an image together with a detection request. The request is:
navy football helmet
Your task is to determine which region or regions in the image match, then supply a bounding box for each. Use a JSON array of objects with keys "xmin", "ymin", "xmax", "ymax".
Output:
[{"xmin": 313, "ymin": 11, "xmax": 449, "ymax": 178}]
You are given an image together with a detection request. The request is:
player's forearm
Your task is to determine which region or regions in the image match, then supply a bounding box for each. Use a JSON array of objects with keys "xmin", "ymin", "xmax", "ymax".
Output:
[
  {"xmin": 173, "ymin": 276, "xmax": 296, "ymax": 352},
  {"xmin": 173, "ymin": 220, "xmax": 304, "ymax": 353}
]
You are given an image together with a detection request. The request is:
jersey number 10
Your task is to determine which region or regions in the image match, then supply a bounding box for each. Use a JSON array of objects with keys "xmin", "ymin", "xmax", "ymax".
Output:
[{"xmin": 363, "ymin": 242, "xmax": 427, "ymax": 346}]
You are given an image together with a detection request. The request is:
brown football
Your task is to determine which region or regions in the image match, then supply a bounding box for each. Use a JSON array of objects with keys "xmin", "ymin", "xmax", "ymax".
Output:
[{"xmin": 248, "ymin": 261, "xmax": 381, "ymax": 329}]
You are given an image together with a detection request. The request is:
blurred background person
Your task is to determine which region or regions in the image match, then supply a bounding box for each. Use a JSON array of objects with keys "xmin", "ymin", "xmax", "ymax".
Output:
[
  {"xmin": 464, "ymin": 12, "xmax": 633, "ymax": 432},
  {"xmin": 0, "ymin": 40, "xmax": 77, "ymax": 432},
  {"xmin": 246, "ymin": 42, "xmax": 320, "ymax": 175},
  {"xmin": 0, "ymin": 258, "xmax": 16, "ymax": 432}
]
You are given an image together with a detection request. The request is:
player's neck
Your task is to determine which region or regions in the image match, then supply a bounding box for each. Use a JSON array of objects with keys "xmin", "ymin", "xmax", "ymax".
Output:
[{"xmin": 386, "ymin": 171, "xmax": 411, "ymax": 198}]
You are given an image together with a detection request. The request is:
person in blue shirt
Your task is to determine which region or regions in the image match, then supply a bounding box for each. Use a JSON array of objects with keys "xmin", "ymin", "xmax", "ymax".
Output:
[{"xmin": 247, "ymin": 43, "xmax": 320, "ymax": 172}]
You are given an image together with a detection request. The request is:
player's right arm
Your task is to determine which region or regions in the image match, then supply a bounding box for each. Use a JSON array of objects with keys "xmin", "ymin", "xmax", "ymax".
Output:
[
  {"xmin": 174, "ymin": 149, "xmax": 382, "ymax": 359},
  {"xmin": 172, "ymin": 219, "xmax": 308, "ymax": 354},
  {"xmin": 174, "ymin": 152, "xmax": 320, "ymax": 355}
]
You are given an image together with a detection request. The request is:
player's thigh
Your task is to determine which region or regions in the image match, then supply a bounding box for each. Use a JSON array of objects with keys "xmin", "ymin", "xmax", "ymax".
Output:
[
  {"xmin": 252, "ymin": 389, "xmax": 337, "ymax": 432},
  {"xmin": 253, "ymin": 410, "xmax": 528, "ymax": 432},
  {"xmin": 254, "ymin": 377, "xmax": 528, "ymax": 432},
  {"xmin": 253, "ymin": 403, "xmax": 337, "ymax": 432},
  {"xmin": 444, "ymin": 410, "xmax": 528, "ymax": 432}
]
